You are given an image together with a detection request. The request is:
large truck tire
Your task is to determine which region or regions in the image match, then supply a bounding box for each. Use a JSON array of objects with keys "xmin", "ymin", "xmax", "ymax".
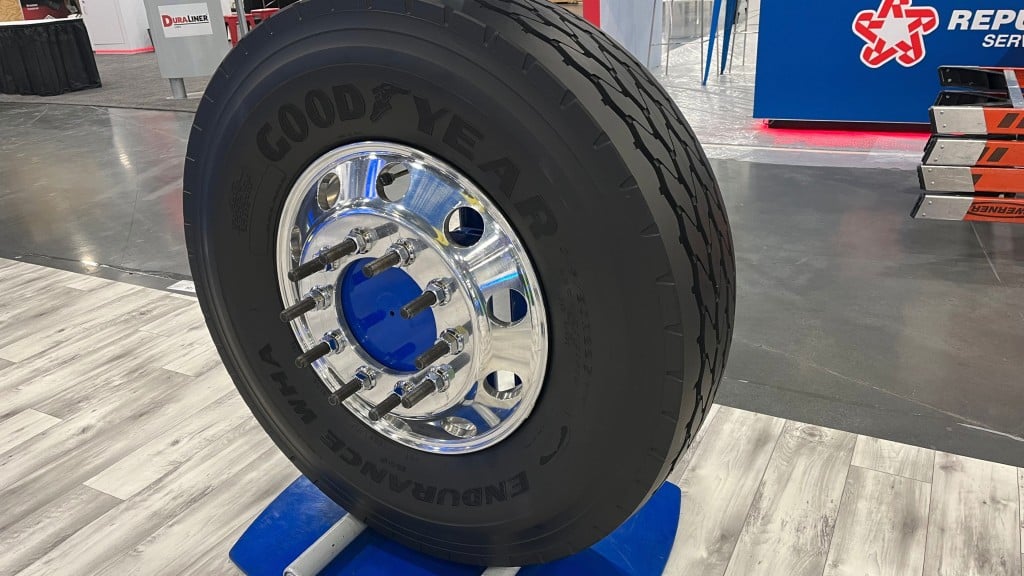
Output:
[{"xmin": 183, "ymin": 0, "xmax": 735, "ymax": 566}]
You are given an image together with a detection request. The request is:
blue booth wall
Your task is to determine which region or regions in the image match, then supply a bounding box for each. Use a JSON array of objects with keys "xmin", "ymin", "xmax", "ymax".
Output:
[{"xmin": 753, "ymin": 0, "xmax": 1024, "ymax": 123}]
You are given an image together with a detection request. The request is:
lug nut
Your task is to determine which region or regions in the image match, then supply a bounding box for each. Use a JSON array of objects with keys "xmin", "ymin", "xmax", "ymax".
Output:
[
  {"xmin": 414, "ymin": 327, "xmax": 466, "ymax": 370},
  {"xmin": 280, "ymin": 286, "xmax": 333, "ymax": 323},
  {"xmin": 401, "ymin": 364, "xmax": 455, "ymax": 409},
  {"xmin": 355, "ymin": 366, "xmax": 379, "ymax": 390},
  {"xmin": 362, "ymin": 240, "xmax": 414, "ymax": 279},
  {"xmin": 400, "ymin": 279, "xmax": 453, "ymax": 319},
  {"xmin": 368, "ymin": 393, "xmax": 402, "ymax": 421},
  {"xmin": 328, "ymin": 377, "xmax": 363, "ymax": 406}
]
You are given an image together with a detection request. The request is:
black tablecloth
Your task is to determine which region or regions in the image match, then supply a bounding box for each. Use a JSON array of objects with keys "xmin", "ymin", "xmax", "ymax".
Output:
[{"xmin": 0, "ymin": 17, "xmax": 101, "ymax": 96}]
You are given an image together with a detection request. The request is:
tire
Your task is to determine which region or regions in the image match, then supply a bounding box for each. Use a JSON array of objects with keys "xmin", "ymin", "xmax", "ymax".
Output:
[{"xmin": 183, "ymin": 0, "xmax": 735, "ymax": 566}]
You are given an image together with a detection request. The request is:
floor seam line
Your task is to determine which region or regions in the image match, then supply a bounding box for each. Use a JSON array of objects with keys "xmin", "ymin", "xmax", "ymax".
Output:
[
  {"xmin": 79, "ymin": 481, "xmax": 127, "ymax": 502},
  {"xmin": 971, "ymin": 222, "xmax": 1004, "ymax": 286},
  {"xmin": 848, "ymin": 462, "xmax": 931, "ymax": 485},
  {"xmin": 821, "ymin": 437, "xmax": 858, "ymax": 576},
  {"xmin": 720, "ymin": 416, "xmax": 787, "ymax": 576},
  {"xmin": 919, "ymin": 454, "xmax": 939, "ymax": 576},
  {"xmin": 30, "ymin": 407, "xmax": 63, "ymax": 421},
  {"xmin": 731, "ymin": 340, "xmax": 1015, "ymax": 438}
]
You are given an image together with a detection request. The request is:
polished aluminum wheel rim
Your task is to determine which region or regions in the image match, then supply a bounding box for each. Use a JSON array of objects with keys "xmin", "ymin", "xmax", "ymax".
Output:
[{"xmin": 276, "ymin": 142, "xmax": 548, "ymax": 454}]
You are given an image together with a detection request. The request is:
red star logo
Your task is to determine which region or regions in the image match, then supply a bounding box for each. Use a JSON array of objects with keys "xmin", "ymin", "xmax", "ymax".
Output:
[{"xmin": 853, "ymin": 0, "xmax": 939, "ymax": 68}]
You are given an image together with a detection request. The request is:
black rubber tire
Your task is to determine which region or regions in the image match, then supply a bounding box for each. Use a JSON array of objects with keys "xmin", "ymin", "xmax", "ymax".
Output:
[{"xmin": 183, "ymin": 0, "xmax": 735, "ymax": 566}]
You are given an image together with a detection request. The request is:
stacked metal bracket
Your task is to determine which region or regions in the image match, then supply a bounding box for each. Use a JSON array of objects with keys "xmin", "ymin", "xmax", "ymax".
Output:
[{"xmin": 915, "ymin": 67, "xmax": 1024, "ymax": 223}]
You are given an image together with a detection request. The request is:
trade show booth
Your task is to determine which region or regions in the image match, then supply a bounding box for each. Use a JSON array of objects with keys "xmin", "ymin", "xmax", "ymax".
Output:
[{"xmin": 755, "ymin": 0, "xmax": 1024, "ymax": 123}]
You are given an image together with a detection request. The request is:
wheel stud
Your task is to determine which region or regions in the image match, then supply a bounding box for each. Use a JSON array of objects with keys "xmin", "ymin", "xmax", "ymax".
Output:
[
  {"xmin": 414, "ymin": 327, "xmax": 466, "ymax": 370},
  {"xmin": 400, "ymin": 279, "xmax": 452, "ymax": 319},
  {"xmin": 280, "ymin": 297, "xmax": 316, "ymax": 323},
  {"xmin": 368, "ymin": 393, "xmax": 402, "ymax": 421},
  {"xmin": 362, "ymin": 251, "xmax": 399, "ymax": 278},
  {"xmin": 280, "ymin": 285, "xmax": 333, "ymax": 323},
  {"xmin": 328, "ymin": 377, "xmax": 362, "ymax": 406},
  {"xmin": 400, "ymin": 381, "xmax": 432, "ymax": 410},
  {"xmin": 362, "ymin": 240, "xmax": 414, "ymax": 279},
  {"xmin": 295, "ymin": 331, "xmax": 344, "ymax": 369},
  {"xmin": 288, "ymin": 224, "xmax": 398, "ymax": 283},
  {"xmin": 296, "ymin": 342, "xmax": 331, "ymax": 369},
  {"xmin": 288, "ymin": 238, "xmax": 357, "ymax": 282},
  {"xmin": 400, "ymin": 292, "xmax": 436, "ymax": 319}
]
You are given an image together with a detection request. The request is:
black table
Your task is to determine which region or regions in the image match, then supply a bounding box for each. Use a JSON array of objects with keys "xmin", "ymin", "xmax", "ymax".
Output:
[{"xmin": 0, "ymin": 17, "xmax": 101, "ymax": 96}]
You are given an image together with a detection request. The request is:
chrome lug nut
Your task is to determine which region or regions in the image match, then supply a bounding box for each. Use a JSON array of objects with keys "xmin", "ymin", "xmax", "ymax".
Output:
[
  {"xmin": 401, "ymin": 364, "xmax": 455, "ymax": 409},
  {"xmin": 400, "ymin": 278, "xmax": 454, "ymax": 320},
  {"xmin": 362, "ymin": 240, "xmax": 415, "ymax": 279},
  {"xmin": 355, "ymin": 366, "xmax": 379, "ymax": 390},
  {"xmin": 414, "ymin": 327, "xmax": 466, "ymax": 370},
  {"xmin": 279, "ymin": 285, "xmax": 333, "ymax": 323}
]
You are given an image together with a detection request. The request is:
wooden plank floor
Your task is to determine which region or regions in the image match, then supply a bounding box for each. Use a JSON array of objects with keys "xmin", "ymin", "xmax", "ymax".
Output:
[{"xmin": 0, "ymin": 257, "xmax": 1021, "ymax": 576}]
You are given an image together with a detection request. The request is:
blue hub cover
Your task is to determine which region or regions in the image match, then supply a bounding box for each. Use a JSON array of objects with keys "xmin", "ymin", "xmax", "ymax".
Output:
[{"xmin": 338, "ymin": 258, "xmax": 437, "ymax": 373}]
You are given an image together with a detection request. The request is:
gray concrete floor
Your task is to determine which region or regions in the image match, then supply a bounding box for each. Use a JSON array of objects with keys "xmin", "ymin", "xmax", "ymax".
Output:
[{"xmin": 1, "ymin": 102, "xmax": 1022, "ymax": 467}]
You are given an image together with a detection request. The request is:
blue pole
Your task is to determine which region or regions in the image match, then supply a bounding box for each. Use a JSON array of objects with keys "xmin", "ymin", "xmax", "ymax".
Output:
[
  {"xmin": 719, "ymin": 0, "xmax": 738, "ymax": 74},
  {"xmin": 703, "ymin": 0, "xmax": 723, "ymax": 85}
]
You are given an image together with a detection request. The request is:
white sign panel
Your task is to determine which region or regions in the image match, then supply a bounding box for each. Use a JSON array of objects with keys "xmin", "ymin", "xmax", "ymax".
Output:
[{"xmin": 158, "ymin": 3, "xmax": 213, "ymax": 38}]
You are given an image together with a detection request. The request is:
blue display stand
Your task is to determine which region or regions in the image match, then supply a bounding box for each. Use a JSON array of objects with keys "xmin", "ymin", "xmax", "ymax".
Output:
[
  {"xmin": 231, "ymin": 476, "xmax": 682, "ymax": 576},
  {"xmin": 754, "ymin": 0, "xmax": 1024, "ymax": 123}
]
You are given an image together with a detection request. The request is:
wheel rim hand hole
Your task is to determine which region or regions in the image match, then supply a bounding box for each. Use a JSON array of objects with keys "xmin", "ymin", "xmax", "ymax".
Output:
[
  {"xmin": 377, "ymin": 162, "xmax": 411, "ymax": 202},
  {"xmin": 289, "ymin": 226, "xmax": 303, "ymax": 262},
  {"xmin": 482, "ymin": 371, "xmax": 523, "ymax": 400},
  {"xmin": 444, "ymin": 207, "xmax": 485, "ymax": 247},
  {"xmin": 316, "ymin": 172, "xmax": 341, "ymax": 211},
  {"xmin": 487, "ymin": 289, "xmax": 527, "ymax": 326}
]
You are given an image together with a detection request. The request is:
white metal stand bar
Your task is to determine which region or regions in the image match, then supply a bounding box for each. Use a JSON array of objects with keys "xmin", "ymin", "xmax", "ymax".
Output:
[
  {"xmin": 280, "ymin": 513, "xmax": 522, "ymax": 576},
  {"xmin": 169, "ymin": 78, "xmax": 187, "ymax": 100},
  {"xmin": 236, "ymin": 0, "xmax": 250, "ymax": 39},
  {"xmin": 1004, "ymin": 69, "xmax": 1024, "ymax": 109},
  {"xmin": 282, "ymin": 515, "xmax": 366, "ymax": 576},
  {"xmin": 481, "ymin": 568, "xmax": 521, "ymax": 575}
]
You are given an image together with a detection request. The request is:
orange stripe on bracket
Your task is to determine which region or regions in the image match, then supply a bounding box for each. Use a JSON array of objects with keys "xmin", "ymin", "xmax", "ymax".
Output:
[
  {"xmin": 971, "ymin": 167, "xmax": 1024, "ymax": 193},
  {"xmin": 984, "ymin": 109, "xmax": 1024, "ymax": 136}
]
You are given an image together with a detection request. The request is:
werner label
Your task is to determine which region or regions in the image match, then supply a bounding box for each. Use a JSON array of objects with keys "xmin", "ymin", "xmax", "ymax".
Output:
[{"xmin": 159, "ymin": 3, "xmax": 213, "ymax": 38}]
